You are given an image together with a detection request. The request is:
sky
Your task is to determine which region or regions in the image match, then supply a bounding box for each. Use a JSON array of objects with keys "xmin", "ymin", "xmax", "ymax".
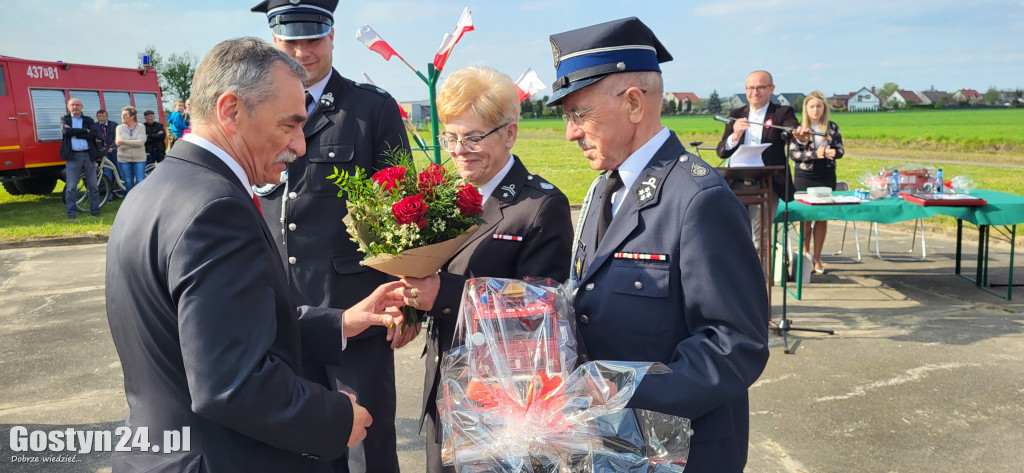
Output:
[{"xmin": 3, "ymin": 0, "xmax": 1023, "ymax": 103}]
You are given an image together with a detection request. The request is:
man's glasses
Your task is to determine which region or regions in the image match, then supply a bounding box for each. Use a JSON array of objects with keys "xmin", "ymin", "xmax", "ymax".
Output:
[
  {"xmin": 561, "ymin": 88, "xmax": 647, "ymax": 127},
  {"xmin": 438, "ymin": 122, "xmax": 510, "ymax": 153},
  {"xmin": 745, "ymin": 85, "xmax": 773, "ymax": 93}
]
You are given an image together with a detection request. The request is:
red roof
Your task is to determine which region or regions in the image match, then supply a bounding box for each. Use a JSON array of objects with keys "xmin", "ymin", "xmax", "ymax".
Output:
[
  {"xmin": 958, "ymin": 89, "xmax": 982, "ymax": 99},
  {"xmin": 668, "ymin": 92, "xmax": 699, "ymax": 103},
  {"xmin": 896, "ymin": 90, "xmax": 922, "ymax": 103}
]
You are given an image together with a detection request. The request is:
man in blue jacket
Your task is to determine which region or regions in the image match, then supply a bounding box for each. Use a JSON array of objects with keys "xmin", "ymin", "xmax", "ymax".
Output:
[{"xmin": 547, "ymin": 17, "xmax": 770, "ymax": 472}]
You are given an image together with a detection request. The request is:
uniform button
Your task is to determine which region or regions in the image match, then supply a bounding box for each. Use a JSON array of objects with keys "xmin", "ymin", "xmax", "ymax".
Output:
[
  {"xmin": 288, "ymin": 191, "xmax": 298, "ymax": 199},
  {"xmin": 288, "ymin": 223, "xmax": 297, "ymax": 231},
  {"xmin": 434, "ymin": 355, "xmax": 440, "ymax": 363},
  {"xmin": 442, "ymin": 308, "xmax": 452, "ymax": 314},
  {"xmin": 634, "ymin": 281, "xmax": 643, "ymax": 290},
  {"xmin": 527, "ymin": 175, "xmax": 534, "ymax": 180},
  {"xmin": 585, "ymin": 283, "xmax": 595, "ymax": 291},
  {"xmin": 328, "ymin": 151, "xmax": 336, "ymax": 158},
  {"xmin": 288, "ymin": 256, "xmax": 297, "ymax": 265},
  {"xmin": 579, "ymin": 314, "xmax": 590, "ymax": 325}
]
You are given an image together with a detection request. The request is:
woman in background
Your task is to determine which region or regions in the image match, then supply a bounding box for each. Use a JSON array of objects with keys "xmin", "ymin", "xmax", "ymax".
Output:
[
  {"xmin": 791, "ymin": 90, "xmax": 844, "ymax": 274},
  {"xmin": 114, "ymin": 106, "xmax": 147, "ymax": 193}
]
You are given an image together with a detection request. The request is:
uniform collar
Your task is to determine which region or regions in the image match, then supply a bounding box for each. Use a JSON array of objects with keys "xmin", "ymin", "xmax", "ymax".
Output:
[
  {"xmin": 305, "ymin": 69, "xmax": 333, "ymax": 114},
  {"xmin": 614, "ymin": 126, "xmax": 670, "ymax": 198},
  {"xmin": 477, "ymin": 153, "xmax": 515, "ymax": 205}
]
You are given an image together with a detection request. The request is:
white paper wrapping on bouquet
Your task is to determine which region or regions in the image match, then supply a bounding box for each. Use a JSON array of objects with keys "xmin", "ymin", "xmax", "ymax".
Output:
[{"xmin": 438, "ymin": 277, "xmax": 692, "ymax": 472}]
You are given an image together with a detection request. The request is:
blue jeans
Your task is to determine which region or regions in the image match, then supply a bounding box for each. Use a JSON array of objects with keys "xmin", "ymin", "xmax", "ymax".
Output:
[
  {"xmin": 117, "ymin": 161, "xmax": 146, "ymax": 193},
  {"xmin": 65, "ymin": 151, "xmax": 100, "ymax": 216}
]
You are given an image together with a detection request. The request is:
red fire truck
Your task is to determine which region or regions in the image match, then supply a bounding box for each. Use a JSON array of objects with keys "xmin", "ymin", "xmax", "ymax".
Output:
[{"xmin": 0, "ymin": 55, "xmax": 164, "ymax": 195}]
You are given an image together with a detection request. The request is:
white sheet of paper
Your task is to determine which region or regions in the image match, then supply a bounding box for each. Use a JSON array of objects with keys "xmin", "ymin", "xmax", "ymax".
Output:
[{"xmin": 728, "ymin": 143, "xmax": 770, "ymax": 167}]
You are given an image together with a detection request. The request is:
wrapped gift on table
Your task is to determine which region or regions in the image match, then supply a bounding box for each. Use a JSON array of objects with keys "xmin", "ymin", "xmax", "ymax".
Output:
[{"xmin": 438, "ymin": 277, "xmax": 692, "ymax": 472}]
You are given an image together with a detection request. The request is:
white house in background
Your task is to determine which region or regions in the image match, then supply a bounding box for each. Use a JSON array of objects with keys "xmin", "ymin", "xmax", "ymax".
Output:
[
  {"xmin": 776, "ymin": 93, "xmax": 805, "ymax": 109},
  {"xmin": 847, "ymin": 87, "xmax": 880, "ymax": 111}
]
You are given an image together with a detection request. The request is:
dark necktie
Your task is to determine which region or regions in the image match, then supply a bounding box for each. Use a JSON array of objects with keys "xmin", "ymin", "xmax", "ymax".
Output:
[
  {"xmin": 304, "ymin": 91, "xmax": 314, "ymax": 111},
  {"xmin": 596, "ymin": 170, "xmax": 623, "ymax": 246}
]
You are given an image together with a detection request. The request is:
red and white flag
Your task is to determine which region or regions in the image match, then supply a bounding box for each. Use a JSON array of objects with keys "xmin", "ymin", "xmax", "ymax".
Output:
[
  {"xmin": 514, "ymin": 68, "xmax": 546, "ymax": 103},
  {"xmin": 356, "ymin": 26, "xmax": 401, "ymax": 61},
  {"xmin": 432, "ymin": 7, "xmax": 474, "ymax": 71}
]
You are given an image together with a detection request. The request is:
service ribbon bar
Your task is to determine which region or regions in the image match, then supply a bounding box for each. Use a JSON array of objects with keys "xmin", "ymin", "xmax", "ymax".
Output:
[
  {"xmin": 492, "ymin": 234, "xmax": 524, "ymax": 241},
  {"xmin": 613, "ymin": 252, "xmax": 668, "ymax": 261}
]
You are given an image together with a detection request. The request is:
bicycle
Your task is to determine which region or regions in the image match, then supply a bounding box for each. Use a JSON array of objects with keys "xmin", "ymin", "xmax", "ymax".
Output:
[{"xmin": 65, "ymin": 156, "xmax": 157, "ymax": 212}]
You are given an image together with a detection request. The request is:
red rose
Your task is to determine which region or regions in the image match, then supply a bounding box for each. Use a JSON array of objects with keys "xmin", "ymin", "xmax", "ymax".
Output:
[
  {"xmin": 392, "ymin": 194, "xmax": 429, "ymax": 229},
  {"xmin": 455, "ymin": 184, "xmax": 483, "ymax": 217},
  {"xmin": 417, "ymin": 163, "xmax": 448, "ymax": 194},
  {"xmin": 372, "ymin": 166, "xmax": 407, "ymax": 192}
]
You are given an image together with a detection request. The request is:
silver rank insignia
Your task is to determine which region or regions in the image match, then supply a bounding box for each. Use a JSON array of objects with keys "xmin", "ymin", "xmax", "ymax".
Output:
[
  {"xmin": 320, "ymin": 92, "xmax": 334, "ymax": 107},
  {"xmin": 636, "ymin": 176, "xmax": 657, "ymax": 204},
  {"xmin": 540, "ymin": 182, "xmax": 554, "ymax": 190},
  {"xmin": 691, "ymin": 163, "xmax": 709, "ymax": 177},
  {"xmin": 500, "ymin": 183, "xmax": 516, "ymax": 199}
]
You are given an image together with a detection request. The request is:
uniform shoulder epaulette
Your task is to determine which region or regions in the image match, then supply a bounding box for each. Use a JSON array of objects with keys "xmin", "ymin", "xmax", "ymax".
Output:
[
  {"xmin": 524, "ymin": 173, "xmax": 560, "ymax": 193},
  {"xmin": 353, "ymin": 81, "xmax": 392, "ymax": 97},
  {"xmin": 674, "ymin": 151, "xmax": 720, "ymax": 189}
]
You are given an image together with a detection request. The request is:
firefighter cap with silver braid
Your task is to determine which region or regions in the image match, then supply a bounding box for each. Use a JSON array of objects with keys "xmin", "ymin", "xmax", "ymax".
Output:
[{"xmin": 251, "ymin": 0, "xmax": 337, "ymax": 41}]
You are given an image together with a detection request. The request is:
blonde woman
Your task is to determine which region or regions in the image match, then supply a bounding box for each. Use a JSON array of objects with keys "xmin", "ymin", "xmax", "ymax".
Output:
[
  {"xmin": 115, "ymin": 106, "xmax": 147, "ymax": 192},
  {"xmin": 791, "ymin": 91, "xmax": 845, "ymax": 273}
]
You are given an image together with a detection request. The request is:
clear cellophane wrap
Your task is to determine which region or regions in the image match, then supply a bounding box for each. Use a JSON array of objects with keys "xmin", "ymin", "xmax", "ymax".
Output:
[{"xmin": 438, "ymin": 277, "xmax": 692, "ymax": 472}]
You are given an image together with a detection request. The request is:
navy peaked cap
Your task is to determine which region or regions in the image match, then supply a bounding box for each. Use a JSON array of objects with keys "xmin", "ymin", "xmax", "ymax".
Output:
[
  {"xmin": 251, "ymin": 0, "xmax": 338, "ymax": 40},
  {"xmin": 546, "ymin": 17, "xmax": 672, "ymax": 106}
]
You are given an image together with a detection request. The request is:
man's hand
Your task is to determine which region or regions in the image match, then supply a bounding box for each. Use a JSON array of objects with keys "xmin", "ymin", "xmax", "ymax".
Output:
[
  {"xmin": 342, "ymin": 280, "xmax": 406, "ymax": 337},
  {"xmin": 400, "ymin": 274, "xmax": 440, "ymax": 312},
  {"xmin": 345, "ymin": 392, "xmax": 372, "ymax": 447},
  {"xmin": 731, "ymin": 117, "xmax": 750, "ymax": 141},
  {"xmin": 793, "ymin": 125, "xmax": 812, "ymax": 143}
]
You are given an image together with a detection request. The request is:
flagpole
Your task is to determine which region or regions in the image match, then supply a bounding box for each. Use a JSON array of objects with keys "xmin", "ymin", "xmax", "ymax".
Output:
[{"xmin": 427, "ymin": 63, "xmax": 442, "ymax": 164}]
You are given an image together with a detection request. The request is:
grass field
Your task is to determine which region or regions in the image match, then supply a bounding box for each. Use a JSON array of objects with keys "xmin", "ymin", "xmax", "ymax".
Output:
[{"xmin": 3, "ymin": 108, "xmax": 1023, "ymax": 243}]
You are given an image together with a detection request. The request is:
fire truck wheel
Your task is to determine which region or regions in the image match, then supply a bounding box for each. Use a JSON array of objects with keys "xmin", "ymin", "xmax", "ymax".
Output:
[
  {"xmin": 2, "ymin": 181, "xmax": 23, "ymax": 196},
  {"xmin": 15, "ymin": 177, "xmax": 58, "ymax": 195}
]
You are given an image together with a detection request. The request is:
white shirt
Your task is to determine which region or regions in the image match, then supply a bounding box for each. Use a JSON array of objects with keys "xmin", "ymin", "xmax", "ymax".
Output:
[
  {"xmin": 477, "ymin": 153, "xmax": 515, "ymax": 204},
  {"xmin": 305, "ymin": 70, "xmax": 332, "ymax": 115},
  {"xmin": 725, "ymin": 103, "xmax": 768, "ymax": 150},
  {"xmin": 610, "ymin": 126, "xmax": 670, "ymax": 216},
  {"xmin": 182, "ymin": 134, "xmax": 253, "ymax": 198}
]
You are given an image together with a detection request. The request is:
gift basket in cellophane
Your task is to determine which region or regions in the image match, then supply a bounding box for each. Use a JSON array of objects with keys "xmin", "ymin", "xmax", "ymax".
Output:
[{"xmin": 437, "ymin": 277, "xmax": 692, "ymax": 472}]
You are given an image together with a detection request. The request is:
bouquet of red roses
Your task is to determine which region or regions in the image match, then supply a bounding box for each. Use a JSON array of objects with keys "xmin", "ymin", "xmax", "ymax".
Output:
[{"xmin": 329, "ymin": 148, "xmax": 485, "ymax": 278}]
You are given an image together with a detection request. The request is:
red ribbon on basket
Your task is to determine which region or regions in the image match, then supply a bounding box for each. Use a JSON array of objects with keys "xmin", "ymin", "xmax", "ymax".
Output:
[{"xmin": 466, "ymin": 372, "xmax": 570, "ymax": 430}]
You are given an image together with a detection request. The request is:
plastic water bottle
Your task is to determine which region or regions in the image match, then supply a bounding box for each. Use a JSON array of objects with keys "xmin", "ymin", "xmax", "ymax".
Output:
[
  {"xmin": 937, "ymin": 168, "xmax": 944, "ymax": 194},
  {"xmin": 891, "ymin": 169, "xmax": 900, "ymax": 198}
]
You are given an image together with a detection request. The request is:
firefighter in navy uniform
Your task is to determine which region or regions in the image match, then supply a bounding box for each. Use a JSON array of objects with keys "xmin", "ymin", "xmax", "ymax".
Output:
[
  {"xmin": 251, "ymin": 1, "xmax": 411, "ymax": 472},
  {"xmin": 546, "ymin": 18, "xmax": 770, "ymax": 473}
]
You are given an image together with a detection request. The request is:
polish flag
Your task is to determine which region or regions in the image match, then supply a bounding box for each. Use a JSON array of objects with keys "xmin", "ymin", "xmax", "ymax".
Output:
[
  {"xmin": 514, "ymin": 68, "xmax": 546, "ymax": 103},
  {"xmin": 356, "ymin": 26, "xmax": 400, "ymax": 61},
  {"xmin": 432, "ymin": 7, "xmax": 474, "ymax": 71}
]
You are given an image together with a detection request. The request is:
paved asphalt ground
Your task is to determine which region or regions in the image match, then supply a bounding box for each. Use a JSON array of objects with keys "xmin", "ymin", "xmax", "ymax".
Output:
[{"xmin": 1, "ymin": 223, "xmax": 1022, "ymax": 472}]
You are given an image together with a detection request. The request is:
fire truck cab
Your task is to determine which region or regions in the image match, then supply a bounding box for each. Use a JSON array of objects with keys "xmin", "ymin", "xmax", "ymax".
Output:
[{"xmin": 0, "ymin": 56, "xmax": 163, "ymax": 195}]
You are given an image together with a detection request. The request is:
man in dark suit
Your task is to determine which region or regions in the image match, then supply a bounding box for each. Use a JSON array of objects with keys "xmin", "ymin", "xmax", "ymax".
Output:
[
  {"xmin": 105, "ymin": 37, "xmax": 408, "ymax": 473},
  {"xmin": 716, "ymin": 70, "xmax": 799, "ymax": 254},
  {"xmin": 142, "ymin": 110, "xmax": 166, "ymax": 164},
  {"xmin": 398, "ymin": 65, "xmax": 573, "ymax": 473},
  {"xmin": 250, "ymin": 1, "xmax": 411, "ymax": 471},
  {"xmin": 546, "ymin": 18, "xmax": 770, "ymax": 472},
  {"xmin": 59, "ymin": 98, "xmax": 102, "ymax": 218}
]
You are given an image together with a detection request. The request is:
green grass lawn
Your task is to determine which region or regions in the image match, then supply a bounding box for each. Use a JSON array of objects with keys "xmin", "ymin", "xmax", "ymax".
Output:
[{"xmin": 0, "ymin": 182, "xmax": 123, "ymax": 242}]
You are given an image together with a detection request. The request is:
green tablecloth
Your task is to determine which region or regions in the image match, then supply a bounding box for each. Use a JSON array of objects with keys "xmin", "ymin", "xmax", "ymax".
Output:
[{"xmin": 775, "ymin": 189, "xmax": 1024, "ymax": 226}]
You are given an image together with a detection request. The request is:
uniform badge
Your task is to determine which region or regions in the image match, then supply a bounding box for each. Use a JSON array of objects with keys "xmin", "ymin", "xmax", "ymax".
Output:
[
  {"xmin": 636, "ymin": 176, "xmax": 658, "ymax": 204},
  {"xmin": 614, "ymin": 252, "xmax": 669, "ymax": 261},
  {"xmin": 679, "ymin": 154, "xmax": 688, "ymax": 163},
  {"xmin": 540, "ymin": 182, "xmax": 554, "ymax": 190},
  {"xmin": 691, "ymin": 163, "xmax": 709, "ymax": 177},
  {"xmin": 500, "ymin": 183, "xmax": 516, "ymax": 199},
  {"xmin": 574, "ymin": 255, "xmax": 583, "ymax": 279},
  {"xmin": 320, "ymin": 92, "xmax": 334, "ymax": 108},
  {"xmin": 550, "ymin": 39, "xmax": 561, "ymax": 68},
  {"xmin": 492, "ymin": 233, "xmax": 524, "ymax": 241}
]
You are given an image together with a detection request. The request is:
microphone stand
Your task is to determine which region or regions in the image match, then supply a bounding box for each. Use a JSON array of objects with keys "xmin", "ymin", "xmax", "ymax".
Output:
[{"xmin": 777, "ymin": 129, "xmax": 834, "ymax": 354}]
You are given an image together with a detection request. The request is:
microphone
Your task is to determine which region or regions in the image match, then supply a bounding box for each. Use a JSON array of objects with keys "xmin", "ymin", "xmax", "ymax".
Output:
[{"xmin": 713, "ymin": 114, "xmax": 735, "ymax": 124}]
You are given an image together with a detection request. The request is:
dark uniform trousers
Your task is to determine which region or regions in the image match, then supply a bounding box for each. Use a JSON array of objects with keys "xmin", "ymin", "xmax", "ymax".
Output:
[
  {"xmin": 419, "ymin": 156, "xmax": 573, "ymax": 473},
  {"xmin": 573, "ymin": 132, "xmax": 770, "ymax": 473},
  {"xmin": 259, "ymin": 69, "xmax": 410, "ymax": 473}
]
